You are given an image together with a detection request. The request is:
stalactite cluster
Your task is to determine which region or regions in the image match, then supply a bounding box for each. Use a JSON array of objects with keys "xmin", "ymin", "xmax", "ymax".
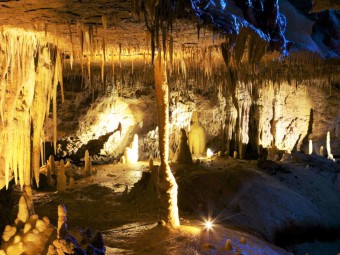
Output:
[{"xmin": 0, "ymin": 29, "xmax": 63, "ymax": 190}]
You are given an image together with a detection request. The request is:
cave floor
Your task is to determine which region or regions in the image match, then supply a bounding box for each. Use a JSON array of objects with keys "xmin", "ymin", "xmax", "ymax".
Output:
[{"xmin": 12, "ymin": 155, "xmax": 340, "ymax": 255}]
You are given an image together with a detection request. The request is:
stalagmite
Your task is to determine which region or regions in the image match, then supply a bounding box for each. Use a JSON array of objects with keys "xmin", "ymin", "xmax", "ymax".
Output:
[
  {"xmin": 149, "ymin": 156, "xmax": 154, "ymax": 169},
  {"xmin": 0, "ymin": 192, "xmax": 54, "ymax": 254},
  {"xmin": 65, "ymin": 160, "xmax": 71, "ymax": 169},
  {"xmin": 233, "ymin": 151, "xmax": 238, "ymax": 159},
  {"xmin": 120, "ymin": 156, "xmax": 126, "ymax": 164},
  {"xmin": 57, "ymin": 160, "xmax": 66, "ymax": 193},
  {"xmin": 48, "ymin": 156, "xmax": 55, "ymax": 176},
  {"xmin": 57, "ymin": 205, "xmax": 68, "ymax": 239},
  {"xmin": 124, "ymin": 134, "xmax": 139, "ymax": 163},
  {"xmin": 320, "ymin": 146, "xmax": 324, "ymax": 156},
  {"xmin": 47, "ymin": 204, "xmax": 105, "ymax": 255},
  {"xmin": 2, "ymin": 225, "xmax": 17, "ymax": 242},
  {"xmin": 17, "ymin": 196, "xmax": 29, "ymax": 224},
  {"xmin": 84, "ymin": 150, "xmax": 92, "ymax": 176},
  {"xmin": 46, "ymin": 160, "xmax": 53, "ymax": 186},
  {"xmin": 154, "ymin": 52, "xmax": 180, "ymax": 228},
  {"xmin": 326, "ymin": 131, "xmax": 334, "ymax": 160},
  {"xmin": 188, "ymin": 111, "xmax": 206, "ymax": 155},
  {"xmin": 92, "ymin": 167, "xmax": 97, "ymax": 175},
  {"xmin": 173, "ymin": 129, "xmax": 193, "ymax": 164},
  {"xmin": 23, "ymin": 187, "xmax": 35, "ymax": 216},
  {"xmin": 308, "ymin": 139, "xmax": 313, "ymax": 154},
  {"xmin": 206, "ymin": 148, "xmax": 213, "ymax": 158},
  {"xmin": 240, "ymin": 237, "xmax": 247, "ymax": 244},
  {"xmin": 69, "ymin": 177, "xmax": 75, "ymax": 190},
  {"xmin": 224, "ymin": 239, "xmax": 233, "ymax": 250}
]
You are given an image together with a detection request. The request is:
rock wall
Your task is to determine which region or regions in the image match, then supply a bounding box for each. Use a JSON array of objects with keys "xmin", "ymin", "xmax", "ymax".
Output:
[
  {"xmin": 224, "ymin": 80, "xmax": 339, "ymax": 158},
  {"xmin": 58, "ymin": 75, "xmax": 340, "ymax": 161}
]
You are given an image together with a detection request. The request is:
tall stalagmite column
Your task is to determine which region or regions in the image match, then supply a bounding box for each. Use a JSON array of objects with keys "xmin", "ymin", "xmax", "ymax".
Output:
[{"xmin": 154, "ymin": 53, "xmax": 180, "ymax": 228}]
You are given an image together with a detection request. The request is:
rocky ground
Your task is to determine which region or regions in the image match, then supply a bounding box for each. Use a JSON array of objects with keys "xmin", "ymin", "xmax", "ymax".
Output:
[{"xmin": 8, "ymin": 153, "xmax": 340, "ymax": 255}]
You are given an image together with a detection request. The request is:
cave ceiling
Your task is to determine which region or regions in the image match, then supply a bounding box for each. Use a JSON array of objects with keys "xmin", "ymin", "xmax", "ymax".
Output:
[
  {"xmin": 0, "ymin": 0, "xmax": 219, "ymax": 58},
  {"xmin": 0, "ymin": 0, "xmax": 339, "ymax": 81}
]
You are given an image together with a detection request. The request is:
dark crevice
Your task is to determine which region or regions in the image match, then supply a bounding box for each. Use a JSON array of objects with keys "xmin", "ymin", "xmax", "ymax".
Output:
[
  {"xmin": 0, "ymin": 181, "xmax": 15, "ymax": 244},
  {"xmin": 275, "ymin": 224, "xmax": 340, "ymax": 247}
]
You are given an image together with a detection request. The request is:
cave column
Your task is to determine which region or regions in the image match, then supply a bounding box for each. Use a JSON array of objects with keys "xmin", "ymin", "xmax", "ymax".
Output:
[{"xmin": 154, "ymin": 52, "xmax": 180, "ymax": 228}]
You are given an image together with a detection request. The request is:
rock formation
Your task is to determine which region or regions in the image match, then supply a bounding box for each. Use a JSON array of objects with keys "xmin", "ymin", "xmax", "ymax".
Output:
[
  {"xmin": 57, "ymin": 160, "xmax": 66, "ymax": 193},
  {"xmin": 320, "ymin": 146, "xmax": 324, "ymax": 156},
  {"xmin": 48, "ymin": 204, "xmax": 105, "ymax": 255},
  {"xmin": 84, "ymin": 150, "xmax": 92, "ymax": 176},
  {"xmin": 173, "ymin": 129, "xmax": 193, "ymax": 164},
  {"xmin": 46, "ymin": 160, "xmax": 53, "ymax": 186},
  {"xmin": 124, "ymin": 134, "xmax": 139, "ymax": 164},
  {"xmin": 308, "ymin": 139, "xmax": 313, "ymax": 154},
  {"xmin": 154, "ymin": 53, "xmax": 180, "ymax": 228},
  {"xmin": 149, "ymin": 156, "xmax": 154, "ymax": 170},
  {"xmin": 120, "ymin": 156, "xmax": 126, "ymax": 164},
  {"xmin": 0, "ymin": 196, "xmax": 53, "ymax": 255},
  {"xmin": 68, "ymin": 177, "xmax": 75, "ymax": 191},
  {"xmin": 57, "ymin": 205, "xmax": 68, "ymax": 239},
  {"xmin": 0, "ymin": 30, "xmax": 63, "ymax": 191},
  {"xmin": 49, "ymin": 156, "xmax": 57, "ymax": 176},
  {"xmin": 326, "ymin": 131, "xmax": 334, "ymax": 160},
  {"xmin": 188, "ymin": 112, "xmax": 206, "ymax": 155}
]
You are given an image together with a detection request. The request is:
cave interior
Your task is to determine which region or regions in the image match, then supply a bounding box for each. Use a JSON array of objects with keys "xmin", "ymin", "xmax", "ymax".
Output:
[{"xmin": 0, "ymin": 0, "xmax": 340, "ymax": 255}]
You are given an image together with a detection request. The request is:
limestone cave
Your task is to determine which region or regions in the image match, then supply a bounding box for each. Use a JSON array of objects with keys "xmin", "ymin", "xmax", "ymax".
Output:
[{"xmin": 0, "ymin": 0, "xmax": 339, "ymax": 254}]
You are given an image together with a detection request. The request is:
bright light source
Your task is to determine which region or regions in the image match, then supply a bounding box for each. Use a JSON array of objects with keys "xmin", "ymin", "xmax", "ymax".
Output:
[
  {"xmin": 206, "ymin": 148, "xmax": 213, "ymax": 158},
  {"xmin": 204, "ymin": 220, "xmax": 213, "ymax": 230}
]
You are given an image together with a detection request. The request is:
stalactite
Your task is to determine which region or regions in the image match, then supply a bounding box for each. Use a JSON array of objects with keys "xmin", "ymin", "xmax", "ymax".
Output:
[
  {"xmin": 131, "ymin": 58, "xmax": 134, "ymax": 75},
  {"xmin": 119, "ymin": 43, "xmax": 122, "ymax": 68},
  {"xmin": 88, "ymin": 26, "xmax": 94, "ymax": 51},
  {"xmin": 69, "ymin": 24, "xmax": 74, "ymax": 70},
  {"xmin": 233, "ymin": 29, "xmax": 248, "ymax": 66},
  {"xmin": 44, "ymin": 23, "xmax": 48, "ymax": 38},
  {"xmin": 169, "ymin": 35, "xmax": 173, "ymax": 65},
  {"xmin": 102, "ymin": 15, "xmax": 108, "ymax": 31},
  {"xmin": 86, "ymin": 54, "xmax": 91, "ymax": 81},
  {"xmin": 101, "ymin": 52, "xmax": 104, "ymax": 83},
  {"xmin": 56, "ymin": 51, "xmax": 64, "ymax": 103},
  {"xmin": 80, "ymin": 53, "xmax": 84, "ymax": 77},
  {"xmin": 111, "ymin": 49, "xmax": 115, "ymax": 77},
  {"xmin": 52, "ymin": 49, "xmax": 64, "ymax": 156},
  {"xmin": 0, "ymin": 29, "xmax": 62, "ymax": 190}
]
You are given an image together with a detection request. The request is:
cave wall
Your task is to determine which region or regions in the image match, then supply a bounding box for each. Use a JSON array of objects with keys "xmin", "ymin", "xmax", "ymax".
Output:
[{"xmin": 57, "ymin": 71, "xmax": 340, "ymax": 161}]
